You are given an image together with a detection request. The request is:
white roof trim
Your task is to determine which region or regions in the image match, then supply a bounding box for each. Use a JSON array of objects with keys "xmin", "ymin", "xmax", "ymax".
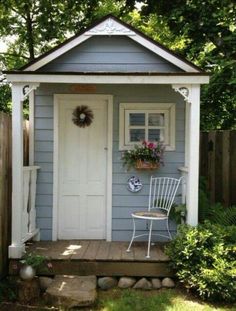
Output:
[
  {"xmin": 24, "ymin": 34, "xmax": 92, "ymax": 71},
  {"xmin": 7, "ymin": 73, "xmax": 209, "ymax": 84},
  {"xmin": 23, "ymin": 17, "xmax": 200, "ymax": 72},
  {"xmin": 129, "ymin": 35, "xmax": 198, "ymax": 72}
]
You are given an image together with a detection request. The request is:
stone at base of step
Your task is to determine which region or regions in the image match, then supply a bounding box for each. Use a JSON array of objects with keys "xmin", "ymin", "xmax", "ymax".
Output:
[{"xmin": 45, "ymin": 275, "xmax": 97, "ymax": 309}]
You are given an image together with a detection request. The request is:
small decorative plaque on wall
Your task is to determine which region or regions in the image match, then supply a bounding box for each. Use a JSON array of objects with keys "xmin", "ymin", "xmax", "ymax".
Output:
[{"xmin": 70, "ymin": 84, "xmax": 97, "ymax": 93}]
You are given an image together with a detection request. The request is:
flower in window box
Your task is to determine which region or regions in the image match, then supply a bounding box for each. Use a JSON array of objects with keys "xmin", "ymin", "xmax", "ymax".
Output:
[{"xmin": 122, "ymin": 140, "xmax": 165, "ymax": 170}]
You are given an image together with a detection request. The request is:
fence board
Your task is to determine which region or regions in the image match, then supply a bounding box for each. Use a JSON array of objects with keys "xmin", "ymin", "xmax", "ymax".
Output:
[
  {"xmin": 24, "ymin": 121, "xmax": 29, "ymax": 165},
  {"xmin": 229, "ymin": 131, "xmax": 236, "ymax": 206},
  {"xmin": 222, "ymin": 131, "xmax": 230, "ymax": 207},
  {"xmin": 215, "ymin": 132, "xmax": 223, "ymax": 203},
  {"xmin": 199, "ymin": 132, "xmax": 208, "ymax": 178},
  {"xmin": 200, "ymin": 130, "xmax": 236, "ymax": 207},
  {"xmin": 0, "ymin": 113, "xmax": 11, "ymax": 278},
  {"xmin": 208, "ymin": 131, "xmax": 216, "ymax": 204},
  {"xmin": 0, "ymin": 113, "xmax": 29, "ymax": 278}
]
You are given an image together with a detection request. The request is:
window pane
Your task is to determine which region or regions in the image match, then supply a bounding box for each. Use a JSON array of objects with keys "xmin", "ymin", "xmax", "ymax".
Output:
[
  {"xmin": 129, "ymin": 113, "xmax": 145, "ymax": 126},
  {"xmin": 130, "ymin": 129, "xmax": 145, "ymax": 142},
  {"xmin": 148, "ymin": 129, "xmax": 164, "ymax": 141},
  {"xmin": 148, "ymin": 113, "xmax": 165, "ymax": 126}
]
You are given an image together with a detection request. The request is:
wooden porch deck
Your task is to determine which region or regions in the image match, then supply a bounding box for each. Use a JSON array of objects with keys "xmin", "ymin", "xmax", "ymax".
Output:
[{"xmin": 9, "ymin": 240, "xmax": 173, "ymax": 277}]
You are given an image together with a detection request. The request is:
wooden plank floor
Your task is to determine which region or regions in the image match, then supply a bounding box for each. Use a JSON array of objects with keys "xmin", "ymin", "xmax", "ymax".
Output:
[
  {"xmin": 9, "ymin": 240, "xmax": 173, "ymax": 277},
  {"xmin": 25, "ymin": 240, "xmax": 170, "ymax": 262}
]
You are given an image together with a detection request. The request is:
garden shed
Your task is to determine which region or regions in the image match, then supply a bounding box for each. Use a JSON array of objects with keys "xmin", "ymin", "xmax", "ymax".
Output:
[{"xmin": 6, "ymin": 15, "xmax": 209, "ymax": 258}]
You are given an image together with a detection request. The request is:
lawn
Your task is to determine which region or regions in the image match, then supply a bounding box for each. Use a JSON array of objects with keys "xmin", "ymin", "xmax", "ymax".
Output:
[
  {"xmin": 93, "ymin": 288, "xmax": 236, "ymax": 311},
  {"xmin": 0, "ymin": 285, "xmax": 235, "ymax": 310}
]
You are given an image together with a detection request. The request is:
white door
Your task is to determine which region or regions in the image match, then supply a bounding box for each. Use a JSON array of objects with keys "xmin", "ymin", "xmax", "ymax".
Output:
[{"xmin": 57, "ymin": 95, "xmax": 108, "ymax": 239}]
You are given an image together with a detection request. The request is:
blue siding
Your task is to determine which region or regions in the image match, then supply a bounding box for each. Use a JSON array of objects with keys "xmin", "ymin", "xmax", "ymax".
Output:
[
  {"xmin": 40, "ymin": 36, "xmax": 183, "ymax": 73},
  {"xmin": 35, "ymin": 84, "xmax": 185, "ymax": 240}
]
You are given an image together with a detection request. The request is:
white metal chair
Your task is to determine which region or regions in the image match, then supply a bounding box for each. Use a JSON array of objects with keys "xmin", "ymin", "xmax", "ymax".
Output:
[{"xmin": 127, "ymin": 176, "xmax": 183, "ymax": 258}]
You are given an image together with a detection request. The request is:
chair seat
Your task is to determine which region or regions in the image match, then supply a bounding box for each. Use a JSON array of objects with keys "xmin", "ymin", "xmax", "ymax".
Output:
[{"xmin": 132, "ymin": 209, "xmax": 167, "ymax": 220}]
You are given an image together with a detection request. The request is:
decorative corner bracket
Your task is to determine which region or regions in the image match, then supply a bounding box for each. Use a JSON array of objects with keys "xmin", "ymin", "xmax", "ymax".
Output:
[
  {"xmin": 22, "ymin": 83, "xmax": 40, "ymax": 101},
  {"xmin": 172, "ymin": 84, "xmax": 191, "ymax": 103}
]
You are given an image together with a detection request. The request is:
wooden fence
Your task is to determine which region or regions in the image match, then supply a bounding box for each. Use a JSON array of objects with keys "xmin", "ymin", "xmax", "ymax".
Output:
[
  {"xmin": 200, "ymin": 130, "xmax": 236, "ymax": 206},
  {"xmin": 0, "ymin": 113, "xmax": 12, "ymax": 278},
  {"xmin": 0, "ymin": 112, "xmax": 29, "ymax": 278}
]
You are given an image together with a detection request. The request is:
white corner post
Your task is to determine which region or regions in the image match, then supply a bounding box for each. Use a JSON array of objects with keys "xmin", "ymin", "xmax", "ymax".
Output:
[
  {"xmin": 172, "ymin": 84, "xmax": 200, "ymax": 226},
  {"xmin": 9, "ymin": 83, "xmax": 25, "ymax": 258},
  {"xmin": 187, "ymin": 85, "xmax": 200, "ymax": 225},
  {"xmin": 9, "ymin": 83, "xmax": 40, "ymax": 258},
  {"xmin": 29, "ymin": 90, "xmax": 35, "ymax": 165}
]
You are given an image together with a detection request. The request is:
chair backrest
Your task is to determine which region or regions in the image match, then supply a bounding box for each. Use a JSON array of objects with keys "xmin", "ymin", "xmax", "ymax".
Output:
[{"xmin": 148, "ymin": 176, "xmax": 183, "ymax": 215}]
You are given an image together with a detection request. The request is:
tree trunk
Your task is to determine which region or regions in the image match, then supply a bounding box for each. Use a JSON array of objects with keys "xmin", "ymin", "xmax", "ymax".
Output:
[{"xmin": 25, "ymin": 3, "xmax": 35, "ymax": 61}]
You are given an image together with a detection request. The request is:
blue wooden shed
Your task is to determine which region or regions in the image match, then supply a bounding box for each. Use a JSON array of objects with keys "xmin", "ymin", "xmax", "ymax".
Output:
[{"xmin": 6, "ymin": 15, "xmax": 209, "ymax": 258}]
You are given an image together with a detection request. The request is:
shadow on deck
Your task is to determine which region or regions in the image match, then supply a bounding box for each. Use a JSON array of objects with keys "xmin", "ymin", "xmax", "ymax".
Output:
[{"xmin": 9, "ymin": 240, "xmax": 173, "ymax": 277}]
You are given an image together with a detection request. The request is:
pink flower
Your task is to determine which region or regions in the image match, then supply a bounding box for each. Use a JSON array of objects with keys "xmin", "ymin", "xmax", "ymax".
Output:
[
  {"xmin": 142, "ymin": 140, "xmax": 147, "ymax": 146},
  {"xmin": 148, "ymin": 142, "xmax": 154, "ymax": 149}
]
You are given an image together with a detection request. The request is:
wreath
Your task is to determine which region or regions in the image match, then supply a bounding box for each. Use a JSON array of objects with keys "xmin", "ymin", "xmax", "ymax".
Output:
[{"xmin": 72, "ymin": 105, "xmax": 94, "ymax": 128}]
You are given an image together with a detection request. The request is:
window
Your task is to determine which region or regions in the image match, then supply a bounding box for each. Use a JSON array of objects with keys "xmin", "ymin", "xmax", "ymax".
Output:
[{"xmin": 119, "ymin": 103, "xmax": 175, "ymax": 151}]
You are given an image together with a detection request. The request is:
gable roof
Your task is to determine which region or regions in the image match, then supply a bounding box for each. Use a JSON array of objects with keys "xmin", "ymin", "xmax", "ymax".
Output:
[{"xmin": 20, "ymin": 14, "xmax": 202, "ymax": 73}]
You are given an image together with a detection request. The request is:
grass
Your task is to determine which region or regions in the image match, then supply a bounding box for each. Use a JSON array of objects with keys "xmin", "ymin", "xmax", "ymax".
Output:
[
  {"xmin": 92, "ymin": 288, "xmax": 236, "ymax": 311},
  {"xmin": 0, "ymin": 282, "xmax": 235, "ymax": 311}
]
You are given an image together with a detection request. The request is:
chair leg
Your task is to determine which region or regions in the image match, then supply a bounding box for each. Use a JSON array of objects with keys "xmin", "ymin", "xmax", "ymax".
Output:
[
  {"xmin": 166, "ymin": 218, "xmax": 172, "ymax": 240},
  {"xmin": 146, "ymin": 220, "xmax": 153, "ymax": 258},
  {"xmin": 127, "ymin": 217, "xmax": 136, "ymax": 252}
]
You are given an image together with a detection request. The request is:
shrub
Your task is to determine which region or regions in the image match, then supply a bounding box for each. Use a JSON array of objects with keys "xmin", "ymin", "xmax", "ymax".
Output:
[{"xmin": 165, "ymin": 222, "xmax": 236, "ymax": 302}]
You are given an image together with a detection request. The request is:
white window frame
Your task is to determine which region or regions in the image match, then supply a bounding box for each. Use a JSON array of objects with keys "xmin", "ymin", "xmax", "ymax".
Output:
[{"xmin": 119, "ymin": 103, "xmax": 176, "ymax": 151}]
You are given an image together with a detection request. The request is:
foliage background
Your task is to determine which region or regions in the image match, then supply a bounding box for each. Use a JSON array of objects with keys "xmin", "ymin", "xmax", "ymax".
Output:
[{"xmin": 0, "ymin": 0, "xmax": 235, "ymax": 128}]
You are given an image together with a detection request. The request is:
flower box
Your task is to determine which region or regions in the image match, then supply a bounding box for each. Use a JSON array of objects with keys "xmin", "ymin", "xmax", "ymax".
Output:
[
  {"xmin": 122, "ymin": 140, "xmax": 165, "ymax": 170},
  {"xmin": 135, "ymin": 159, "xmax": 160, "ymax": 170}
]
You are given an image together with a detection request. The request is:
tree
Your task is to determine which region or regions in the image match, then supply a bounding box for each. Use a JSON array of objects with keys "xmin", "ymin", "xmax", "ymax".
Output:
[
  {"xmin": 139, "ymin": 0, "xmax": 236, "ymax": 129},
  {"xmin": 124, "ymin": 11, "xmax": 187, "ymax": 53},
  {"xmin": 0, "ymin": 0, "xmax": 133, "ymax": 115},
  {"xmin": 0, "ymin": 0, "xmax": 102, "ymax": 66},
  {"xmin": 0, "ymin": 84, "xmax": 11, "ymax": 114}
]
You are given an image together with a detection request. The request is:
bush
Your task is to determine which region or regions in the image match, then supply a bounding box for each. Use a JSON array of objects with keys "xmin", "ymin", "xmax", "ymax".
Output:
[{"xmin": 165, "ymin": 222, "xmax": 236, "ymax": 302}]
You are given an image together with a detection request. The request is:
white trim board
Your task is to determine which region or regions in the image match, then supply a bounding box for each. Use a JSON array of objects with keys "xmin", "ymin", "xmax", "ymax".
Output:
[
  {"xmin": 53, "ymin": 94, "xmax": 113, "ymax": 241},
  {"xmin": 6, "ymin": 74, "xmax": 209, "ymax": 84}
]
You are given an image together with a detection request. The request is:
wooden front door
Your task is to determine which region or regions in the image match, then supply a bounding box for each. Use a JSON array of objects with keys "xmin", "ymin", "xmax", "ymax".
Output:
[{"xmin": 57, "ymin": 95, "xmax": 108, "ymax": 239}]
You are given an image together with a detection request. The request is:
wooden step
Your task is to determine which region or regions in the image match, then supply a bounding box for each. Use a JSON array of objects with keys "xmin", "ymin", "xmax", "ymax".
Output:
[{"xmin": 9, "ymin": 260, "xmax": 173, "ymax": 278}]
